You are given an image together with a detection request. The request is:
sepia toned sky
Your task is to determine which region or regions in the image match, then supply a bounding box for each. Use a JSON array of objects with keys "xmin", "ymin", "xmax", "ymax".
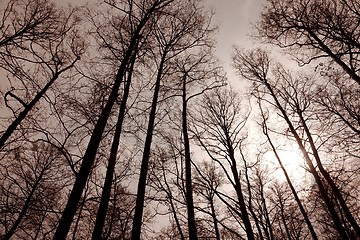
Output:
[
  {"xmin": 0, "ymin": 0, "xmax": 266, "ymax": 62},
  {"xmin": 207, "ymin": 0, "xmax": 265, "ymax": 52},
  {"xmin": 206, "ymin": 0, "xmax": 266, "ymax": 87},
  {"xmin": 0, "ymin": 0, "xmax": 266, "ymax": 89}
]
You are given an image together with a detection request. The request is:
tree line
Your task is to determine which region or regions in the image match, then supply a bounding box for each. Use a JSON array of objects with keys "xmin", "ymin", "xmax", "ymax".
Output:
[{"xmin": 0, "ymin": 0, "xmax": 358, "ymax": 239}]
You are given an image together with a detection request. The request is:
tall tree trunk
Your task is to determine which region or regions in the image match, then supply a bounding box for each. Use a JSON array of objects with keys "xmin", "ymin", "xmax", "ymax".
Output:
[
  {"xmin": 169, "ymin": 191, "xmax": 185, "ymax": 240},
  {"xmin": 260, "ymin": 104, "xmax": 319, "ymax": 240},
  {"xmin": 72, "ymin": 196, "xmax": 86, "ymax": 240},
  {"xmin": 243, "ymin": 157, "xmax": 265, "ymax": 240},
  {"xmin": 298, "ymin": 110, "xmax": 360, "ymax": 237},
  {"xmin": 209, "ymin": 196, "xmax": 220, "ymax": 240},
  {"xmin": 92, "ymin": 49, "xmax": 137, "ymax": 240},
  {"xmin": 225, "ymin": 133, "xmax": 255, "ymax": 240},
  {"xmin": 264, "ymin": 82, "xmax": 349, "ymax": 239},
  {"xmin": 258, "ymin": 175, "xmax": 275, "ymax": 240},
  {"xmin": 278, "ymin": 196, "xmax": 292, "ymax": 240},
  {"xmin": 53, "ymin": 7, "xmax": 155, "ymax": 238},
  {"xmin": 270, "ymin": 144, "xmax": 318, "ymax": 239},
  {"xmin": 162, "ymin": 164, "xmax": 185, "ymax": 240},
  {"xmin": 131, "ymin": 50, "xmax": 167, "ymax": 240},
  {"xmin": 181, "ymin": 74, "xmax": 198, "ymax": 240}
]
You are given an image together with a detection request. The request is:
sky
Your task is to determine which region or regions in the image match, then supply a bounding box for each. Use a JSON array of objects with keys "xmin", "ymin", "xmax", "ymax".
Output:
[
  {"xmin": 207, "ymin": 0, "xmax": 265, "ymax": 53},
  {"xmin": 0, "ymin": 0, "xmax": 267, "ymax": 117},
  {"xmin": 205, "ymin": 0, "xmax": 267, "ymax": 88},
  {"xmin": 0, "ymin": 0, "xmax": 266, "ymax": 72},
  {"xmin": 0, "ymin": 0, "xmax": 266, "ymax": 111}
]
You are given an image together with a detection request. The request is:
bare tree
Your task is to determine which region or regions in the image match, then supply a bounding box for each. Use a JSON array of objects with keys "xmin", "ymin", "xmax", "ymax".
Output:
[
  {"xmin": 53, "ymin": 1, "xmax": 175, "ymax": 238},
  {"xmin": 233, "ymin": 48, "xmax": 359, "ymax": 238},
  {"xmin": 148, "ymin": 141, "xmax": 191, "ymax": 239},
  {"xmin": 192, "ymin": 87, "xmax": 256, "ymax": 239},
  {"xmin": 268, "ymin": 180, "xmax": 307, "ymax": 239},
  {"xmin": 176, "ymin": 50, "xmax": 224, "ymax": 239},
  {"xmin": 131, "ymin": 1, "xmax": 219, "ymax": 238},
  {"xmin": 0, "ymin": 141, "xmax": 70, "ymax": 239},
  {"xmin": 0, "ymin": 0, "xmax": 84, "ymax": 149},
  {"xmin": 193, "ymin": 161, "xmax": 223, "ymax": 240},
  {"xmin": 258, "ymin": 0, "xmax": 360, "ymax": 85},
  {"xmin": 313, "ymin": 73, "xmax": 360, "ymax": 163},
  {"xmin": 91, "ymin": 35, "xmax": 139, "ymax": 240},
  {"xmin": 258, "ymin": 101, "xmax": 318, "ymax": 239}
]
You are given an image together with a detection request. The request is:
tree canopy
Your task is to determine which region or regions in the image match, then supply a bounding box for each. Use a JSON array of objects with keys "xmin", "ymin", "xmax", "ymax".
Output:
[{"xmin": 0, "ymin": 0, "xmax": 358, "ymax": 239}]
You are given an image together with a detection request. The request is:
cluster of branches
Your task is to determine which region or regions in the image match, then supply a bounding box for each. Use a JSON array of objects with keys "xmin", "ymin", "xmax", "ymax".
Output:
[{"xmin": 0, "ymin": 0, "xmax": 359, "ymax": 239}]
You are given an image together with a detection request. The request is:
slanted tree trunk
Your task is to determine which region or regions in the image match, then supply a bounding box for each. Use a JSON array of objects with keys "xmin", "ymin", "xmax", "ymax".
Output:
[
  {"xmin": 192, "ymin": 87, "xmax": 255, "ymax": 239},
  {"xmin": 208, "ymin": 195, "xmax": 220, "ymax": 240},
  {"xmin": 53, "ymin": 3, "xmax": 161, "ymax": 237},
  {"xmin": 131, "ymin": 49, "xmax": 168, "ymax": 240},
  {"xmin": 3, "ymin": 170, "xmax": 45, "ymax": 240},
  {"xmin": 278, "ymin": 194, "xmax": 292, "ymax": 240},
  {"xmin": 0, "ymin": 60, "xmax": 78, "ymax": 149},
  {"xmin": 91, "ymin": 48, "xmax": 137, "ymax": 240},
  {"xmin": 227, "ymin": 141, "xmax": 255, "ymax": 240},
  {"xmin": 264, "ymin": 81, "xmax": 349, "ymax": 240},
  {"xmin": 298, "ymin": 110, "xmax": 360, "ymax": 237},
  {"xmin": 243, "ymin": 156, "xmax": 265, "ymax": 240},
  {"xmin": 257, "ymin": 170, "xmax": 275, "ymax": 240},
  {"xmin": 234, "ymin": 49, "xmax": 349, "ymax": 240},
  {"xmin": 162, "ymin": 163, "xmax": 185, "ymax": 240},
  {"xmin": 259, "ymin": 103, "xmax": 319, "ymax": 240}
]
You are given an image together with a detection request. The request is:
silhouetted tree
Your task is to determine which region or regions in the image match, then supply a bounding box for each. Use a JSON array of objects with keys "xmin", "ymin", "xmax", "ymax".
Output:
[
  {"xmin": 233, "ymin": 48, "xmax": 359, "ymax": 238},
  {"xmin": 0, "ymin": 142, "xmax": 70, "ymax": 239},
  {"xmin": 53, "ymin": 0, "xmax": 174, "ymax": 238},
  {"xmin": 0, "ymin": 0, "xmax": 84, "ymax": 149},
  {"xmin": 258, "ymin": 101, "xmax": 318, "ymax": 239},
  {"xmin": 259, "ymin": 0, "xmax": 360, "ymax": 85},
  {"xmin": 131, "ymin": 1, "xmax": 220, "ymax": 238},
  {"xmin": 192, "ymin": 87, "xmax": 255, "ymax": 239}
]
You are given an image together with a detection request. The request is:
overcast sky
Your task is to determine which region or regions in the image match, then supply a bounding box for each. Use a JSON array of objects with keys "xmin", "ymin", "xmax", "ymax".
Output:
[
  {"xmin": 205, "ymin": 0, "xmax": 266, "ymax": 86},
  {"xmin": 0, "ymin": 0, "xmax": 265, "ymax": 59},
  {"xmin": 0, "ymin": 0, "xmax": 266, "ymax": 88},
  {"xmin": 207, "ymin": 0, "xmax": 265, "ymax": 51}
]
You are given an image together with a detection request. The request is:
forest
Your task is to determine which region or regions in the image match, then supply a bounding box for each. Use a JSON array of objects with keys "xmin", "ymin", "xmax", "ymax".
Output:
[{"xmin": 0, "ymin": 0, "xmax": 359, "ymax": 239}]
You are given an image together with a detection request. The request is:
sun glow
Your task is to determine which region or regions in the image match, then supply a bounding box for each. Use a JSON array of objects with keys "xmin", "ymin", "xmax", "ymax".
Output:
[{"xmin": 266, "ymin": 145, "xmax": 307, "ymax": 183}]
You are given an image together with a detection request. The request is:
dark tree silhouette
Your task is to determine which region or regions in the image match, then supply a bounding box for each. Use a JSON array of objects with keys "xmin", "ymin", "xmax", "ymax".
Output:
[
  {"xmin": 0, "ymin": 142, "xmax": 70, "ymax": 239},
  {"xmin": 259, "ymin": 0, "xmax": 360, "ymax": 85},
  {"xmin": 258, "ymin": 101, "xmax": 318, "ymax": 240},
  {"xmin": 233, "ymin": 48, "xmax": 358, "ymax": 239},
  {"xmin": 53, "ymin": 1, "xmax": 174, "ymax": 239},
  {"xmin": 193, "ymin": 87, "xmax": 255, "ymax": 239},
  {"xmin": 0, "ymin": 0, "xmax": 84, "ymax": 149}
]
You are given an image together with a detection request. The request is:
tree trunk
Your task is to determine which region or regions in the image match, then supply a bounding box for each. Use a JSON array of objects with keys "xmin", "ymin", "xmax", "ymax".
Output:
[
  {"xmin": 92, "ymin": 49, "xmax": 137, "ymax": 240},
  {"xmin": 298, "ymin": 110, "xmax": 360, "ymax": 237},
  {"xmin": 264, "ymin": 82, "xmax": 349, "ymax": 240},
  {"xmin": 260, "ymin": 104, "xmax": 319, "ymax": 240},
  {"xmin": 271, "ymin": 145, "xmax": 318, "ymax": 239},
  {"xmin": 209, "ymin": 196, "xmax": 220, "ymax": 240},
  {"xmin": 258, "ymin": 176, "xmax": 275, "ymax": 240},
  {"xmin": 0, "ymin": 60, "xmax": 77, "ymax": 150},
  {"xmin": 244, "ymin": 158, "xmax": 265, "ymax": 240},
  {"xmin": 3, "ymin": 171, "xmax": 44, "ymax": 240},
  {"xmin": 182, "ymin": 74, "xmax": 198, "ymax": 240},
  {"xmin": 278, "ymin": 196, "xmax": 292, "ymax": 240},
  {"xmin": 162, "ymin": 164, "xmax": 185, "ymax": 240},
  {"xmin": 131, "ymin": 50, "xmax": 167, "ymax": 240},
  {"xmin": 225, "ymin": 134, "xmax": 255, "ymax": 240},
  {"xmin": 53, "ymin": 10, "xmax": 153, "ymax": 239}
]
